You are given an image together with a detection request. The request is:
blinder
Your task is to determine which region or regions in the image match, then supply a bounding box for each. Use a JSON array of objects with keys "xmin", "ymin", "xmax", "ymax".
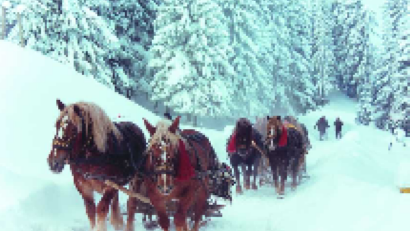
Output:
[{"xmin": 52, "ymin": 114, "xmax": 88, "ymax": 155}]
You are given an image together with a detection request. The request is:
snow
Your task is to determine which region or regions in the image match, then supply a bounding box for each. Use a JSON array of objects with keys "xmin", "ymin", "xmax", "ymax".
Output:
[
  {"xmin": 1, "ymin": 1, "xmax": 11, "ymax": 8},
  {"xmin": 0, "ymin": 40, "xmax": 410, "ymax": 231}
]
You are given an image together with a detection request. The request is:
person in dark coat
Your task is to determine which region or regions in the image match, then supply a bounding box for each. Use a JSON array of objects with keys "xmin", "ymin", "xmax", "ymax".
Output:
[
  {"xmin": 164, "ymin": 112, "xmax": 172, "ymax": 121},
  {"xmin": 334, "ymin": 117, "xmax": 343, "ymax": 139},
  {"xmin": 314, "ymin": 116, "xmax": 329, "ymax": 141}
]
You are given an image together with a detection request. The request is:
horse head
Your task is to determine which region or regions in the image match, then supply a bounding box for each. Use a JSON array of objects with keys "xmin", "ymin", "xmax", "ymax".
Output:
[
  {"xmin": 48, "ymin": 99, "xmax": 85, "ymax": 173},
  {"xmin": 143, "ymin": 116, "xmax": 182, "ymax": 195},
  {"xmin": 266, "ymin": 116, "xmax": 283, "ymax": 151},
  {"xmin": 235, "ymin": 118, "xmax": 253, "ymax": 156}
]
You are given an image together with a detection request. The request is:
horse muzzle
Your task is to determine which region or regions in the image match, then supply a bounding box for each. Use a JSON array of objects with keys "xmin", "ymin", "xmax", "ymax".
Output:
[{"xmin": 49, "ymin": 159, "xmax": 65, "ymax": 173}]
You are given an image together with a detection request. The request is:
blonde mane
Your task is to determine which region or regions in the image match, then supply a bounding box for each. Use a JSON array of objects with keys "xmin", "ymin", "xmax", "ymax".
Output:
[
  {"xmin": 148, "ymin": 120, "xmax": 184, "ymax": 149},
  {"xmin": 56, "ymin": 102, "xmax": 122, "ymax": 153}
]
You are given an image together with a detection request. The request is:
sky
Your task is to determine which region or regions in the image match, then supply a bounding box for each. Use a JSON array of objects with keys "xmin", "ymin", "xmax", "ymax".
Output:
[{"xmin": 0, "ymin": 40, "xmax": 410, "ymax": 231}]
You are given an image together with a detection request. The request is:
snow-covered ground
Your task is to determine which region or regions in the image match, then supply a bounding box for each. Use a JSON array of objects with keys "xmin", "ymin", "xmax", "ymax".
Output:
[{"xmin": 0, "ymin": 41, "xmax": 409, "ymax": 231}]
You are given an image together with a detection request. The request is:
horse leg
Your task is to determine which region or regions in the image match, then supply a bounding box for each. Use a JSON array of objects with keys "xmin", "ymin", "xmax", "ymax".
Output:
[
  {"xmin": 268, "ymin": 156, "xmax": 278, "ymax": 194},
  {"xmin": 279, "ymin": 159, "xmax": 289, "ymax": 195},
  {"xmin": 191, "ymin": 182, "xmax": 209, "ymax": 231},
  {"xmin": 174, "ymin": 189, "xmax": 196, "ymax": 231},
  {"xmin": 126, "ymin": 178, "xmax": 143, "ymax": 231},
  {"xmin": 241, "ymin": 164, "xmax": 250, "ymax": 190},
  {"xmin": 74, "ymin": 177, "xmax": 96, "ymax": 230},
  {"xmin": 110, "ymin": 191, "xmax": 124, "ymax": 230},
  {"xmin": 150, "ymin": 196, "xmax": 170, "ymax": 231},
  {"xmin": 291, "ymin": 157, "xmax": 298, "ymax": 190},
  {"xmin": 95, "ymin": 188, "xmax": 117, "ymax": 231},
  {"xmin": 230, "ymin": 155, "xmax": 243, "ymax": 194},
  {"xmin": 126, "ymin": 196, "xmax": 137, "ymax": 231},
  {"xmin": 252, "ymin": 156, "xmax": 260, "ymax": 190}
]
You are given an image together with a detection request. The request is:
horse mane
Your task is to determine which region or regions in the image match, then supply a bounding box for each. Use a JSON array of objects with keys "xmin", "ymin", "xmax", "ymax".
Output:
[
  {"xmin": 56, "ymin": 102, "xmax": 122, "ymax": 153},
  {"xmin": 148, "ymin": 119, "xmax": 184, "ymax": 149},
  {"xmin": 235, "ymin": 118, "xmax": 252, "ymax": 140}
]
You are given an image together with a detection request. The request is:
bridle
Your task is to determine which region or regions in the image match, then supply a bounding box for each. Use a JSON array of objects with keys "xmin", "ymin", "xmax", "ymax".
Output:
[
  {"xmin": 52, "ymin": 114, "xmax": 93, "ymax": 162},
  {"xmin": 265, "ymin": 124, "xmax": 281, "ymax": 150},
  {"xmin": 144, "ymin": 137, "xmax": 178, "ymax": 178}
]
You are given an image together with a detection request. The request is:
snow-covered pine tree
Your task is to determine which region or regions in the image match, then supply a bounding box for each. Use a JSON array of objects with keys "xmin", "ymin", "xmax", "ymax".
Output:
[
  {"xmin": 373, "ymin": 0, "xmax": 408, "ymax": 130},
  {"xmin": 148, "ymin": 0, "xmax": 235, "ymax": 124},
  {"xmin": 100, "ymin": 0, "xmax": 160, "ymax": 99},
  {"xmin": 283, "ymin": 0, "xmax": 316, "ymax": 114},
  {"xmin": 334, "ymin": 0, "xmax": 373, "ymax": 98},
  {"xmin": 356, "ymin": 9, "xmax": 378, "ymax": 125},
  {"xmin": 6, "ymin": 0, "xmax": 119, "ymax": 88},
  {"xmin": 310, "ymin": 0, "xmax": 336, "ymax": 105},
  {"xmin": 388, "ymin": 0, "xmax": 409, "ymax": 133},
  {"xmin": 217, "ymin": 0, "xmax": 269, "ymax": 118}
]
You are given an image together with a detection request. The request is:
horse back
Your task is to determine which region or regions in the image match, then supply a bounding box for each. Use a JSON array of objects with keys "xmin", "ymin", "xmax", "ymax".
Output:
[{"xmin": 180, "ymin": 129, "xmax": 217, "ymax": 171}]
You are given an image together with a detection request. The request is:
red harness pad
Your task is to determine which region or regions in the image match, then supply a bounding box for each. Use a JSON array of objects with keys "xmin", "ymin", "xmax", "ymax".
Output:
[
  {"xmin": 227, "ymin": 133, "xmax": 237, "ymax": 153},
  {"xmin": 175, "ymin": 139, "xmax": 195, "ymax": 181},
  {"xmin": 278, "ymin": 125, "xmax": 288, "ymax": 147}
]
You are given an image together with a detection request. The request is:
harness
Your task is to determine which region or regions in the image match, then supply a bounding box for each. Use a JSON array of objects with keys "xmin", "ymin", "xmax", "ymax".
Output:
[{"xmin": 53, "ymin": 116, "xmax": 141, "ymax": 184}]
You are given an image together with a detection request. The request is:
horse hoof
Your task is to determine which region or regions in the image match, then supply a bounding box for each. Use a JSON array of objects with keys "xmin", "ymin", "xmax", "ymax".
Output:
[
  {"xmin": 252, "ymin": 184, "xmax": 258, "ymax": 190},
  {"xmin": 245, "ymin": 185, "xmax": 250, "ymax": 190}
]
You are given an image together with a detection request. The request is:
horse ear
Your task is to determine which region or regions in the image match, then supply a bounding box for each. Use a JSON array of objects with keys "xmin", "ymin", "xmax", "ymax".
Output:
[
  {"xmin": 57, "ymin": 99, "xmax": 65, "ymax": 111},
  {"xmin": 73, "ymin": 105, "xmax": 81, "ymax": 117},
  {"xmin": 169, "ymin": 116, "xmax": 181, "ymax": 133},
  {"xmin": 143, "ymin": 118, "xmax": 156, "ymax": 136},
  {"xmin": 277, "ymin": 116, "xmax": 281, "ymax": 121}
]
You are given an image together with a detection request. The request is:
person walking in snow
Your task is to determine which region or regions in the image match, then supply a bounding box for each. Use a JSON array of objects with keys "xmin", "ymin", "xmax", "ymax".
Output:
[
  {"xmin": 314, "ymin": 116, "xmax": 330, "ymax": 141},
  {"xmin": 389, "ymin": 128, "xmax": 407, "ymax": 151},
  {"xmin": 164, "ymin": 112, "xmax": 173, "ymax": 121},
  {"xmin": 334, "ymin": 117, "xmax": 344, "ymax": 139}
]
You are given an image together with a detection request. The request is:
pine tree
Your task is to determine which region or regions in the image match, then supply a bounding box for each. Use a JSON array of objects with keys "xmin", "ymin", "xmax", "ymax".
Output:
[
  {"xmin": 356, "ymin": 10, "xmax": 378, "ymax": 125},
  {"xmin": 6, "ymin": 0, "xmax": 119, "ymax": 88},
  {"xmin": 373, "ymin": 0, "xmax": 408, "ymax": 130},
  {"xmin": 147, "ymin": 0, "xmax": 235, "ymax": 123},
  {"xmin": 100, "ymin": 0, "xmax": 159, "ymax": 98},
  {"xmin": 283, "ymin": 0, "xmax": 316, "ymax": 114},
  {"xmin": 310, "ymin": 0, "xmax": 336, "ymax": 105}
]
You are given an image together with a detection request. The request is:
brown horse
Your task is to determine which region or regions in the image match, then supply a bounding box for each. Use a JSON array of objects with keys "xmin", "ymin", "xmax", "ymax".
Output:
[
  {"xmin": 265, "ymin": 116, "xmax": 304, "ymax": 197},
  {"xmin": 47, "ymin": 99, "xmax": 146, "ymax": 231},
  {"xmin": 135, "ymin": 116, "xmax": 217, "ymax": 231}
]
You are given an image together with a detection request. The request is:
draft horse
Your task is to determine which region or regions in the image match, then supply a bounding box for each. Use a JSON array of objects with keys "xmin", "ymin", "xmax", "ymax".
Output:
[
  {"xmin": 134, "ymin": 116, "xmax": 218, "ymax": 231},
  {"xmin": 265, "ymin": 116, "xmax": 304, "ymax": 197},
  {"xmin": 227, "ymin": 118, "xmax": 263, "ymax": 194},
  {"xmin": 283, "ymin": 116, "xmax": 311, "ymax": 178},
  {"xmin": 47, "ymin": 99, "xmax": 146, "ymax": 231}
]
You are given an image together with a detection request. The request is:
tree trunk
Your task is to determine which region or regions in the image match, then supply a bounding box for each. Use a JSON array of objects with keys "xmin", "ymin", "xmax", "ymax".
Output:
[
  {"xmin": 18, "ymin": 13, "xmax": 24, "ymax": 47},
  {"xmin": 1, "ymin": 6, "xmax": 6, "ymax": 40},
  {"xmin": 193, "ymin": 116, "xmax": 197, "ymax": 127},
  {"xmin": 126, "ymin": 88, "xmax": 132, "ymax": 99},
  {"xmin": 154, "ymin": 101, "xmax": 158, "ymax": 112}
]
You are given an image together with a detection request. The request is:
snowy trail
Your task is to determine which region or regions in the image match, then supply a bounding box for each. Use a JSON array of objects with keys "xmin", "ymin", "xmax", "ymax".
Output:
[{"xmin": 1, "ymin": 41, "xmax": 410, "ymax": 231}]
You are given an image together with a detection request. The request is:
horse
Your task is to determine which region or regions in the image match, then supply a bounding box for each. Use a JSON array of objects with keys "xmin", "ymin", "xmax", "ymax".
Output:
[
  {"xmin": 227, "ymin": 118, "xmax": 263, "ymax": 194},
  {"xmin": 135, "ymin": 116, "xmax": 218, "ymax": 231},
  {"xmin": 283, "ymin": 116, "xmax": 311, "ymax": 177},
  {"xmin": 47, "ymin": 99, "xmax": 147, "ymax": 231},
  {"xmin": 265, "ymin": 116, "xmax": 304, "ymax": 197}
]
